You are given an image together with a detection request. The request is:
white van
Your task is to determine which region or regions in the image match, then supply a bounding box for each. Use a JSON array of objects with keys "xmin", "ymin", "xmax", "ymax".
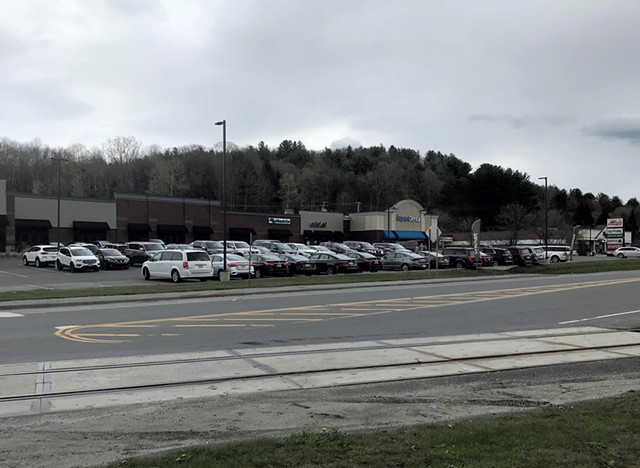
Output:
[{"xmin": 141, "ymin": 249, "xmax": 212, "ymax": 282}]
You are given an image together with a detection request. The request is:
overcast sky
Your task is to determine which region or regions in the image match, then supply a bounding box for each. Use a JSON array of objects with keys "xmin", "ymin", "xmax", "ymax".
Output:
[{"xmin": 1, "ymin": 1, "xmax": 639, "ymax": 200}]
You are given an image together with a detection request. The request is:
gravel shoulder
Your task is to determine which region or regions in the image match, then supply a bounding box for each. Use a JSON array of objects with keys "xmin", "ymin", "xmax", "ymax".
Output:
[{"xmin": 1, "ymin": 357, "xmax": 638, "ymax": 468}]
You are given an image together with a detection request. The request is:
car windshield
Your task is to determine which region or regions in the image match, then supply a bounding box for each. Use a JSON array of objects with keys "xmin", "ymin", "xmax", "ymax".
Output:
[
  {"xmin": 206, "ymin": 241, "xmax": 223, "ymax": 249},
  {"xmin": 186, "ymin": 251, "xmax": 210, "ymax": 261},
  {"xmin": 146, "ymin": 243, "xmax": 164, "ymax": 252},
  {"xmin": 336, "ymin": 254, "xmax": 352, "ymax": 260},
  {"xmin": 101, "ymin": 249, "xmax": 121, "ymax": 256},
  {"xmin": 69, "ymin": 247, "xmax": 93, "ymax": 256},
  {"xmin": 358, "ymin": 242, "xmax": 375, "ymax": 249},
  {"xmin": 226, "ymin": 254, "xmax": 247, "ymax": 261},
  {"xmin": 233, "ymin": 241, "xmax": 250, "ymax": 249},
  {"xmin": 43, "ymin": 247, "xmax": 58, "ymax": 253}
]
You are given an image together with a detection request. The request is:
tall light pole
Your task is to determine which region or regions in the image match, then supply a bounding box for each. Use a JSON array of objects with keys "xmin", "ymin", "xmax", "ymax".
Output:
[
  {"xmin": 215, "ymin": 120, "xmax": 227, "ymax": 276},
  {"xmin": 51, "ymin": 156, "xmax": 68, "ymax": 248},
  {"xmin": 538, "ymin": 176, "xmax": 548, "ymax": 257}
]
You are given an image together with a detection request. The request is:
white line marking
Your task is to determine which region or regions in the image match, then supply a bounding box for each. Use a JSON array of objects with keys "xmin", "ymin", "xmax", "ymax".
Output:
[
  {"xmin": 0, "ymin": 270, "xmax": 29, "ymax": 278},
  {"xmin": 0, "ymin": 312, "xmax": 24, "ymax": 318},
  {"xmin": 559, "ymin": 309, "xmax": 640, "ymax": 325},
  {"xmin": 55, "ymin": 325, "xmax": 79, "ymax": 330}
]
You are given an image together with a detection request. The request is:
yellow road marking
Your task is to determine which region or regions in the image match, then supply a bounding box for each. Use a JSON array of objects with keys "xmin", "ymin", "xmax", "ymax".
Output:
[{"xmin": 55, "ymin": 277, "xmax": 640, "ymax": 344}]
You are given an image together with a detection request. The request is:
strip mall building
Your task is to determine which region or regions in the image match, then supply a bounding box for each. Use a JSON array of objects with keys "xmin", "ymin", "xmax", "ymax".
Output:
[{"xmin": 0, "ymin": 180, "xmax": 439, "ymax": 252}]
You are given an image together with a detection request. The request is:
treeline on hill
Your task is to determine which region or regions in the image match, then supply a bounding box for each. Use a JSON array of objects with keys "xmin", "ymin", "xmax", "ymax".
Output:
[{"xmin": 0, "ymin": 136, "xmax": 638, "ymax": 242}]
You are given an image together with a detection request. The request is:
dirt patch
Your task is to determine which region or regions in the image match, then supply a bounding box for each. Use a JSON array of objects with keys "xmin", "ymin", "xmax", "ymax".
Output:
[{"xmin": 0, "ymin": 358, "xmax": 638, "ymax": 468}]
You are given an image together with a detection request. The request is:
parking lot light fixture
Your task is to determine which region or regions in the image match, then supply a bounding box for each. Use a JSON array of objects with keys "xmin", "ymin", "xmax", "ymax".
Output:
[
  {"xmin": 51, "ymin": 156, "xmax": 68, "ymax": 249},
  {"xmin": 538, "ymin": 176, "xmax": 548, "ymax": 257},
  {"xmin": 215, "ymin": 120, "xmax": 227, "ymax": 275}
]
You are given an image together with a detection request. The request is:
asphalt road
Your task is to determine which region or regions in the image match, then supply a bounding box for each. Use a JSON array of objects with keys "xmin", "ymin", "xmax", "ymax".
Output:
[{"xmin": 1, "ymin": 269, "xmax": 639, "ymax": 365}]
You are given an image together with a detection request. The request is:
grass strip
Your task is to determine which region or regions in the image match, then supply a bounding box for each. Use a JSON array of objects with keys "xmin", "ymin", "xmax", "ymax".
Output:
[
  {"xmin": 3, "ymin": 259, "xmax": 639, "ymax": 303},
  {"xmin": 109, "ymin": 390, "xmax": 640, "ymax": 468}
]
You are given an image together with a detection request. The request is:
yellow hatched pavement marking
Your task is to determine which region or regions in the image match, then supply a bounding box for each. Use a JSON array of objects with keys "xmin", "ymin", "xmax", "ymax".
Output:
[{"xmin": 54, "ymin": 277, "xmax": 640, "ymax": 344}]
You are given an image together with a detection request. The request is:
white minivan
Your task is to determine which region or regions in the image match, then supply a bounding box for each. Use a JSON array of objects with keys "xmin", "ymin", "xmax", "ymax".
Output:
[{"xmin": 142, "ymin": 249, "xmax": 212, "ymax": 283}]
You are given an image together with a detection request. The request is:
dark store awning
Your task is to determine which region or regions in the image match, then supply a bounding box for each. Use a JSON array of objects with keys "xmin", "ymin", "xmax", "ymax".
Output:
[
  {"xmin": 73, "ymin": 221, "xmax": 111, "ymax": 231},
  {"xmin": 193, "ymin": 226, "xmax": 214, "ymax": 234},
  {"xmin": 15, "ymin": 219, "xmax": 52, "ymax": 229}
]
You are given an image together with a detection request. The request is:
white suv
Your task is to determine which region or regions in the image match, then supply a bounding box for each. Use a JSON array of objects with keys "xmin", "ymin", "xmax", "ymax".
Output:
[
  {"xmin": 23, "ymin": 245, "xmax": 59, "ymax": 268},
  {"xmin": 56, "ymin": 246, "xmax": 100, "ymax": 272},
  {"xmin": 142, "ymin": 249, "xmax": 213, "ymax": 283},
  {"xmin": 543, "ymin": 246, "xmax": 571, "ymax": 263}
]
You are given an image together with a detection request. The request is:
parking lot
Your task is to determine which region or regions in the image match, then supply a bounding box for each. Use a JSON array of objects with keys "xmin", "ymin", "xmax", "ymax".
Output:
[{"xmin": 0, "ymin": 252, "xmax": 620, "ymax": 294}]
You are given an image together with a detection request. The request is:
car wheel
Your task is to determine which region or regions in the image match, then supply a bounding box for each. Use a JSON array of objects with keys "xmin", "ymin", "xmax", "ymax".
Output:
[
  {"xmin": 199, "ymin": 278, "xmax": 207, "ymax": 282},
  {"xmin": 171, "ymin": 270, "xmax": 181, "ymax": 283},
  {"xmin": 455, "ymin": 261, "xmax": 464, "ymax": 270},
  {"xmin": 69, "ymin": 263, "xmax": 75, "ymax": 273},
  {"xmin": 326, "ymin": 265, "xmax": 335, "ymax": 275},
  {"xmin": 56, "ymin": 260, "xmax": 63, "ymax": 271},
  {"xmin": 35, "ymin": 258, "xmax": 42, "ymax": 268},
  {"xmin": 254, "ymin": 269, "xmax": 262, "ymax": 279},
  {"xmin": 23, "ymin": 256, "xmax": 29, "ymax": 266},
  {"xmin": 400, "ymin": 263, "xmax": 409, "ymax": 272},
  {"xmin": 617, "ymin": 253, "xmax": 625, "ymax": 258},
  {"xmin": 493, "ymin": 260, "xmax": 499, "ymax": 267},
  {"xmin": 143, "ymin": 267, "xmax": 151, "ymax": 280},
  {"xmin": 124, "ymin": 265, "xmax": 129, "ymax": 270}
]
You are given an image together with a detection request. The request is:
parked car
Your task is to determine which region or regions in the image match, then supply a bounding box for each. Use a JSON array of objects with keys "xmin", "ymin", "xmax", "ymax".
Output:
[
  {"xmin": 252, "ymin": 245, "xmax": 273, "ymax": 255},
  {"xmin": 373, "ymin": 243, "xmax": 411, "ymax": 254},
  {"xmin": 481, "ymin": 247, "xmax": 514, "ymax": 266},
  {"xmin": 250, "ymin": 254, "xmax": 289, "ymax": 278},
  {"xmin": 613, "ymin": 246, "xmax": 640, "ymax": 258},
  {"xmin": 286, "ymin": 243, "xmax": 317, "ymax": 257},
  {"xmin": 148, "ymin": 238, "xmax": 166, "ymax": 249},
  {"xmin": 253, "ymin": 240, "xmax": 296, "ymax": 255},
  {"xmin": 95, "ymin": 248, "xmax": 130, "ymax": 270},
  {"xmin": 125, "ymin": 241, "xmax": 166, "ymax": 266},
  {"xmin": 210, "ymin": 253, "xmax": 253, "ymax": 279},
  {"xmin": 22, "ymin": 244, "xmax": 59, "ymax": 268},
  {"xmin": 507, "ymin": 246, "xmax": 533, "ymax": 266},
  {"xmin": 382, "ymin": 251, "xmax": 430, "ymax": 271},
  {"xmin": 67, "ymin": 242, "xmax": 99, "ymax": 254},
  {"xmin": 320, "ymin": 242, "xmax": 355, "ymax": 255},
  {"xmin": 528, "ymin": 246, "xmax": 545, "ymax": 265},
  {"xmin": 190, "ymin": 240, "xmax": 224, "ymax": 255},
  {"xmin": 543, "ymin": 245, "xmax": 571, "ymax": 263},
  {"xmin": 308, "ymin": 252, "xmax": 359, "ymax": 275},
  {"xmin": 222, "ymin": 240, "xmax": 260, "ymax": 257},
  {"xmin": 141, "ymin": 249, "xmax": 212, "ymax": 283},
  {"xmin": 56, "ymin": 246, "xmax": 100, "ymax": 272},
  {"xmin": 164, "ymin": 243, "xmax": 193, "ymax": 251},
  {"xmin": 278, "ymin": 253, "xmax": 317, "ymax": 276},
  {"xmin": 415, "ymin": 251, "xmax": 450, "ymax": 268},
  {"xmin": 92, "ymin": 240, "xmax": 112, "ymax": 248},
  {"xmin": 344, "ymin": 251, "xmax": 383, "ymax": 272},
  {"xmin": 343, "ymin": 241, "xmax": 384, "ymax": 257},
  {"xmin": 441, "ymin": 247, "xmax": 484, "ymax": 269}
]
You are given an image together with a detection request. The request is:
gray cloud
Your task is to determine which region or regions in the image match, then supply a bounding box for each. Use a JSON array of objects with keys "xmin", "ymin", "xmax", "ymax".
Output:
[
  {"xmin": 1, "ymin": 0, "xmax": 640, "ymax": 199},
  {"xmin": 468, "ymin": 114, "xmax": 574, "ymax": 129},
  {"xmin": 581, "ymin": 119, "xmax": 640, "ymax": 145}
]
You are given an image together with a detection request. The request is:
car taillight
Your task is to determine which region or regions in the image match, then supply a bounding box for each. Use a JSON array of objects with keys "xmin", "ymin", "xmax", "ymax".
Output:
[
  {"xmin": 228, "ymin": 262, "xmax": 238, "ymax": 267},
  {"xmin": 182, "ymin": 261, "xmax": 188, "ymax": 268},
  {"xmin": 265, "ymin": 262, "xmax": 274, "ymax": 266},
  {"xmin": 283, "ymin": 262, "xmax": 288, "ymax": 266},
  {"xmin": 467, "ymin": 255, "xmax": 473, "ymax": 261}
]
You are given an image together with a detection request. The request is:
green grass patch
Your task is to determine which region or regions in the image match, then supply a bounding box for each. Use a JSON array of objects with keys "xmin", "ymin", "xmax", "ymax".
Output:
[
  {"xmin": 0, "ymin": 268, "xmax": 503, "ymax": 303},
  {"xmin": 512, "ymin": 258, "xmax": 640, "ymax": 275},
  {"xmin": 109, "ymin": 391, "xmax": 640, "ymax": 468},
  {"xmin": 4, "ymin": 259, "xmax": 640, "ymax": 303}
]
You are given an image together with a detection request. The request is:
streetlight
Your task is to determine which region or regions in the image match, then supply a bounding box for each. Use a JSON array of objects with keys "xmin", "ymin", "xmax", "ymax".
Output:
[
  {"xmin": 538, "ymin": 176, "xmax": 548, "ymax": 258},
  {"xmin": 51, "ymin": 156, "xmax": 68, "ymax": 248},
  {"xmin": 215, "ymin": 120, "xmax": 228, "ymax": 279},
  {"xmin": 386, "ymin": 207, "xmax": 396, "ymax": 242}
]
